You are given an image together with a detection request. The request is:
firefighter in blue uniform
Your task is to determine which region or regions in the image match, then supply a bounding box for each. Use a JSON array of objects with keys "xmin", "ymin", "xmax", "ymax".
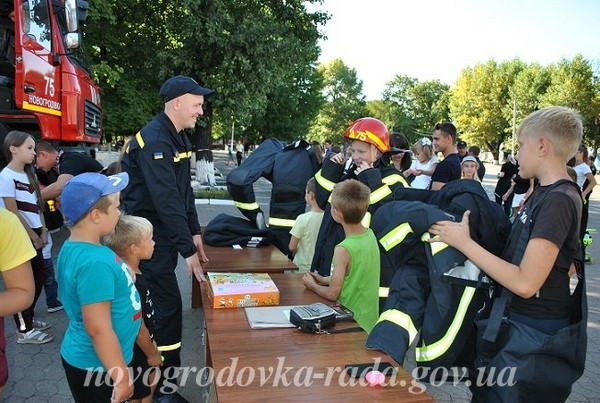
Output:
[{"xmin": 121, "ymin": 76, "xmax": 213, "ymax": 403}]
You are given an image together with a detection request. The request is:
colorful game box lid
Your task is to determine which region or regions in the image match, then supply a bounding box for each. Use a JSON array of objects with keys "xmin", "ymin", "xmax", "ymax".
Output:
[{"xmin": 207, "ymin": 272, "xmax": 280, "ymax": 309}]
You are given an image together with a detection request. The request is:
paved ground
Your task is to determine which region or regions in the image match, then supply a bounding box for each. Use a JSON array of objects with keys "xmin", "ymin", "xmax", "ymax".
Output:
[{"xmin": 1, "ymin": 151, "xmax": 599, "ymax": 402}]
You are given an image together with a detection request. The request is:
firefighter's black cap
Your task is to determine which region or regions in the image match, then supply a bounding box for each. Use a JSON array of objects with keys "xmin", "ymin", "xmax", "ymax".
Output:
[{"xmin": 159, "ymin": 75, "xmax": 214, "ymax": 102}]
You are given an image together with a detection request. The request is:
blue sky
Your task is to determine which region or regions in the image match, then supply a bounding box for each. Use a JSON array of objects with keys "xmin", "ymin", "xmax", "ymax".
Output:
[{"xmin": 311, "ymin": 0, "xmax": 600, "ymax": 100}]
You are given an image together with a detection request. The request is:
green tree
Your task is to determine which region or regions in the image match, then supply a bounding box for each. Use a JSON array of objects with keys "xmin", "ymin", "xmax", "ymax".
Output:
[
  {"xmin": 383, "ymin": 75, "xmax": 450, "ymax": 140},
  {"xmin": 83, "ymin": 0, "xmax": 187, "ymax": 138},
  {"xmin": 450, "ymin": 59, "xmax": 524, "ymax": 158},
  {"xmin": 308, "ymin": 58, "xmax": 367, "ymax": 143},
  {"xmin": 383, "ymin": 75, "xmax": 418, "ymax": 136},
  {"xmin": 411, "ymin": 80, "xmax": 451, "ymax": 134},
  {"xmin": 366, "ymin": 100, "xmax": 395, "ymax": 131},
  {"xmin": 83, "ymin": 0, "xmax": 328, "ymax": 144},
  {"xmin": 504, "ymin": 63, "xmax": 551, "ymax": 151},
  {"xmin": 244, "ymin": 62, "xmax": 325, "ymax": 143},
  {"xmin": 541, "ymin": 55, "xmax": 598, "ymax": 140}
]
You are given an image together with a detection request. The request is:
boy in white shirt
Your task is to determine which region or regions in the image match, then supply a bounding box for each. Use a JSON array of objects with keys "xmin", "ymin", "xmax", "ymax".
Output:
[{"xmin": 289, "ymin": 178, "xmax": 324, "ymax": 272}]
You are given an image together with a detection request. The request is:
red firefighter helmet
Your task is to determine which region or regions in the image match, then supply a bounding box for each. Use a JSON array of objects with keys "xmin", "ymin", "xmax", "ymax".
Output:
[{"xmin": 343, "ymin": 117, "xmax": 391, "ymax": 153}]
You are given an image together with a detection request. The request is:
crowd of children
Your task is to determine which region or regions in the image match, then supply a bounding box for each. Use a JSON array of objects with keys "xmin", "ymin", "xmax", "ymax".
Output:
[
  {"xmin": 0, "ymin": 104, "xmax": 596, "ymax": 401},
  {"xmin": 0, "ymin": 133, "xmax": 166, "ymax": 401},
  {"xmin": 297, "ymin": 107, "xmax": 590, "ymax": 399}
]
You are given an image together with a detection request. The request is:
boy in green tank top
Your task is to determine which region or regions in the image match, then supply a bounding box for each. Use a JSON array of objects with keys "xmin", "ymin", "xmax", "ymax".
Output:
[{"xmin": 303, "ymin": 179, "xmax": 380, "ymax": 333}]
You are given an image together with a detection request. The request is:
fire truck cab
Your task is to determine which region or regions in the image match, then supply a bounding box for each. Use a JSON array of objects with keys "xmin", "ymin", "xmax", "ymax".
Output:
[{"xmin": 0, "ymin": 0, "xmax": 101, "ymax": 161}]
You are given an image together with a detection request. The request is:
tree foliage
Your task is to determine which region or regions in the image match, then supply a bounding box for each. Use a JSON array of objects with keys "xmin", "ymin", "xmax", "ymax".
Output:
[
  {"xmin": 82, "ymin": 4, "xmax": 600, "ymax": 156},
  {"xmin": 307, "ymin": 58, "xmax": 367, "ymax": 143},
  {"xmin": 450, "ymin": 59, "xmax": 525, "ymax": 154},
  {"xmin": 366, "ymin": 100, "xmax": 396, "ymax": 132},
  {"xmin": 450, "ymin": 55, "xmax": 600, "ymax": 156},
  {"xmin": 83, "ymin": 0, "xmax": 328, "ymax": 144},
  {"xmin": 540, "ymin": 55, "xmax": 598, "ymax": 136},
  {"xmin": 382, "ymin": 75, "xmax": 450, "ymax": 141}
]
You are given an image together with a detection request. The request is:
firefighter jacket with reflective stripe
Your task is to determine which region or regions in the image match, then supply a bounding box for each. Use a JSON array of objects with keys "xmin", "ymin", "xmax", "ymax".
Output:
[
  {"xmin": 311, "ymin": 156, "xmax": 409, "ymax": 276},
  {"xmin": 203, "ymin": 213, "xmax": 274, "ymax": 247},
  {"xmin": 367, "ymin": 181, "xmax": 510, "ymax": 369},
  {"xmin": 393, "ymin": 179, "xmax": 511, "ymax": 258},
  {"xmin": 226, "ymin": 139, "xmax": 320, "ymax": 255},
  {"xmin": 121, "ymin": 112, "xmax": 200, "ymax": 258}
]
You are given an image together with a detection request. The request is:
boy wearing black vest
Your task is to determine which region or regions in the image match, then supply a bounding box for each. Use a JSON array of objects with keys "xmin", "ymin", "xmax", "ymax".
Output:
[{"xmin": 430, "ymin": 106, "xmax": 585, "ymax": 401}]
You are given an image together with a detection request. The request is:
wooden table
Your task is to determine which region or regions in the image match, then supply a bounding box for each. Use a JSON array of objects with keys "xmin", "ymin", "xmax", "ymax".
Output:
[
  {"xmin": 201, "ymin": 274, "xmax": 433, "ymax": 402},
  {"xmin": 191, "ymin": 244, "xmax": 298, "ymax": 308}
]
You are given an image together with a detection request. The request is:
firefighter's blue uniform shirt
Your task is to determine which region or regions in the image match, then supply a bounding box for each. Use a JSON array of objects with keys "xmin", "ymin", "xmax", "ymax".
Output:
[
  {"xmin": 58, "ymin": 241, "xmax": 141, "ymax": 370},
  {"xmin": 121, "ymin": 112, "xmax": 200, "ymax": 258}
]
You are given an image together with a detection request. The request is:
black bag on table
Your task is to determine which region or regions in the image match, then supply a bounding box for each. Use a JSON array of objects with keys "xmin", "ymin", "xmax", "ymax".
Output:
[{"xmin": 290, "ymin": 303, "xmax": 337, "ymax": 333}]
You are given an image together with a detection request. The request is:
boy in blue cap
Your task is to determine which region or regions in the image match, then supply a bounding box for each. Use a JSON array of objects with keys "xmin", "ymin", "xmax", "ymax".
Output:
[{"xmin": 58, "ymin": 172, "xmax": 141, "ymax": 403}]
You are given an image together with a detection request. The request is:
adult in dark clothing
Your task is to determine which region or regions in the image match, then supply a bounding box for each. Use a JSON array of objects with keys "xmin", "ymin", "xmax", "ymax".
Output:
[
  {"xmin": 468, "ymin": 145, "xmax": 486, "ymax": 181},
  {"xmin": 390, "ymin": 132, "xmax": 412, "ymax": 174},
  {"xmin": 456, "ymin": 140, "xmax": 467, "ymax": 162},
  {"xmin": 503, "ymin": 168, "xmax": 536, "ymax": 219},
  {"xmin": 121, "ymin": 75, "xmax": 213, "ymax": 402},
  {"xmin": 584, "ymin": 155, "xmax": 597, "ymax": 204},
  {"xmin": 35, "ymin": 166, "xmax": 64, "ymax": 313},
  {"xmin": 35, "ymin": 142, "xmax": 104, "ymax": 201},
  {"xmin": 430, "ymin": 122, "xmax": 461, "ymax": 190},
  {"xmin": 494, "ymin": 152, "xmax": 518, "ymax": 216}
]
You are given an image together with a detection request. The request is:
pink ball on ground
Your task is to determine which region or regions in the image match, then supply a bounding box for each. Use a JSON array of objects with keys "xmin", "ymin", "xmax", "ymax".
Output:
[{"xmin": 365, "ymin": 370, "xmax": 385, "ymax": 386}]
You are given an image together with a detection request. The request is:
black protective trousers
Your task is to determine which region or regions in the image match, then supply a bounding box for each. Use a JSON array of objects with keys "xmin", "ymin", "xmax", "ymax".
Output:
[{"xmin": 139, "ymin": 234, "xmax": 182, "ymax": 391}]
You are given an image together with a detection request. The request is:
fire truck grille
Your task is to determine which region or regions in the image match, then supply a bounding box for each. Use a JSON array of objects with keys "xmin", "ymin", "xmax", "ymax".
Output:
[{"xmin": 84, "ymin": 100, "xmax": 102, "ymax": 138}]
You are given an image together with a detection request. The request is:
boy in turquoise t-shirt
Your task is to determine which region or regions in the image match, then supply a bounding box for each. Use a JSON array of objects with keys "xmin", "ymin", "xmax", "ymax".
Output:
[
  {"xmin": 303, "ymin": 179, "xmax": 380, "ymax": 333},
  {"xmin": 58, "ymin": 172, "xmax": 141, "ymax": 403}
]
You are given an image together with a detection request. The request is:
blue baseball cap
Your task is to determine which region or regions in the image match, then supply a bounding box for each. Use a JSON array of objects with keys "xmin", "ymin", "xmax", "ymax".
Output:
[
  {"xmin": 159, "ymin": 75, "xmax": 214, "ymax": 102},
  {"xmin": 61, "ymin": 172, "xmax": 129, "ymax": 226}
]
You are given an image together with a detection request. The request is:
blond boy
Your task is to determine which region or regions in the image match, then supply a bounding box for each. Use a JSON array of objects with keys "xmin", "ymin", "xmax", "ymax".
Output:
[
  {"xmin": 289, "ymin": 178, "xmax": 324, "ymax": 272},
  {"xmin": 430, "ymin": 106, "xmax": 584, "ymax": 400},
  {"xmin": 104, "ymin": 215, "xmax": 162, "ymax": 403}
]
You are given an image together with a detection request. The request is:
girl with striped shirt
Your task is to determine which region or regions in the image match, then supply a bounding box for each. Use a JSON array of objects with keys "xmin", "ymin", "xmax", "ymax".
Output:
[{"xmin": 0, "ymin": 131, "xmax": 52, "ymax": 344}]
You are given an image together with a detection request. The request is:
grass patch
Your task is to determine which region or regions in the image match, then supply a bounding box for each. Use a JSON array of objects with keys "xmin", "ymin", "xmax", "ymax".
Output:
[{"xmin": 194, "ymin": 188, "xmax": 231, "ymax": 199}]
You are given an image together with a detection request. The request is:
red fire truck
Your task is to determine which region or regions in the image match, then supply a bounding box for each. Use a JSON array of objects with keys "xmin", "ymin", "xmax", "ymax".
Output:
[{"xmin": 0, "ymin": 0, "xmax": 101, "ymax": 155}]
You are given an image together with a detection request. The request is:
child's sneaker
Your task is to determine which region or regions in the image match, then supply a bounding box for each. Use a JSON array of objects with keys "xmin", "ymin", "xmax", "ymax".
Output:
[
  {"xmin": 47, "ymin": 301, "xmax": 64, "ymax": 313},
  {"xmin": 32, "ymin": 319, "xmax": 51, "ymax": 331},
  {"xmin": 16, "ymin": 329, "xmax": 53, "ymax": 344}
]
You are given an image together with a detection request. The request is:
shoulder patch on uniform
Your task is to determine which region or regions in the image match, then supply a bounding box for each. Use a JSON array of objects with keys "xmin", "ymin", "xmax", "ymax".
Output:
[{"xmin": 153, "ymin": 152, "xmax": 164, "ymax": 160}]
